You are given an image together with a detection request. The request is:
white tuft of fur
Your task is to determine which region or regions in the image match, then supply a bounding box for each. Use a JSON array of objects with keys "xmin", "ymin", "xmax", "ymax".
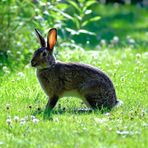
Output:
[{"xmin": 114, "ymin": 99, "xmax": 124, "ymax": 108}]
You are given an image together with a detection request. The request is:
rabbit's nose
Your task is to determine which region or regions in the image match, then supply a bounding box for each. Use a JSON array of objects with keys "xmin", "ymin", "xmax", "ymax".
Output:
[{"xmin": 31, "ymin": 60, "xmax": 37, "ymax": 67}]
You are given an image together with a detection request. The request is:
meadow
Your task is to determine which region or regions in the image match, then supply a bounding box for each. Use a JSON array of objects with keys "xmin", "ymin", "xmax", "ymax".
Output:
[{"xmin": 0, "ymin": 1, "xmax": 148, "ymax": 148}]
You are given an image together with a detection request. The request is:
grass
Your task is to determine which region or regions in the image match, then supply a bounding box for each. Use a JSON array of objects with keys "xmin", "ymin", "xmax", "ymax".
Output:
[
  {"xmin": 0, "ymin": 3, "xmax": 148, "ymax": 148},
  {"xmin": 0, "ymin": 48, "xmax": 148, "ymax": 147}
]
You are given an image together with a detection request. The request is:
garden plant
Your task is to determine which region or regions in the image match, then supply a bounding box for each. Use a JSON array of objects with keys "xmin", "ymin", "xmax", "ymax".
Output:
[{"xmin": 0, "ymin": 0, "xmax": 148, "ymax": 147}]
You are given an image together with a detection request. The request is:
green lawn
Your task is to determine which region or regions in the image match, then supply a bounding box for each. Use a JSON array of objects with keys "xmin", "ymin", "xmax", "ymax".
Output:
[
  {"xmin": 0, "ymin": 48, "xmax": 148, "ymax": 147},
  {"xmin": 0, "ymin": 3, "xmax": 148, "ymax": 148}
]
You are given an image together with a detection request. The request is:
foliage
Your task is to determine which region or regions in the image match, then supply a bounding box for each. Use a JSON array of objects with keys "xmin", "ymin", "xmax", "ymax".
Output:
[
  {"xmin": 64, "ymin": 1, "xmax": 100, "ymax": 36},
  {"xmin": 0, "ymin": 0, "xmax": 101, "ymax": 68},
  {"xmin": 0, "ymin": 1, "xmax": 148, "ymax": 71},
  {"xmin": 0, "ymin": 0, "xmax": 36, "ymax": 67},
  {"xmin": 0, "ymin": 1, "xmax": 148, "ymax": 147},
  {"xmin": 0, "ymin": 48, "xmax": 148, "ymax": 147}
]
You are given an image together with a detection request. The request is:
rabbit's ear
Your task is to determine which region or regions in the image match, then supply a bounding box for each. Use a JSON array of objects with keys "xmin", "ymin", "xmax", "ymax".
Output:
[
  {"xmin": 47, "ymin": 28, "xmax": 57, "ymax": 52},
  {"xmin": 35, "ymin": 29, "xmax": 46, "ymax": 47}
]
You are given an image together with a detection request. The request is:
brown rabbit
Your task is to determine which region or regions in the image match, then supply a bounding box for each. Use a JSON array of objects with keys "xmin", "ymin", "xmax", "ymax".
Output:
[{"xmin": 31, "ymin": 28, "xmax": 121, "ymax": 115}]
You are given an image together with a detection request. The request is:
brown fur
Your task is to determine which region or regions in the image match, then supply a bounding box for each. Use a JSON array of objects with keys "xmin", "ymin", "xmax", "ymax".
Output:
[{"xmin": 31, "ymin": 28, "xmax": 119, "ymax": 111}]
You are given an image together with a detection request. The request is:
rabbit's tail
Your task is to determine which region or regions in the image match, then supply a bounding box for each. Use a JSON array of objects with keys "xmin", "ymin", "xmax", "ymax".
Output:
[{"xmin": 114, "ymin": 99, "xmax": 123, "ymax": 108}]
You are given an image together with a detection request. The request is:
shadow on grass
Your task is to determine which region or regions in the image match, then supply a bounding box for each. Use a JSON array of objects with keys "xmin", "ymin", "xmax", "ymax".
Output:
[{"xmin": 32, "ymin": 107, "xmax": 110, "ymax": 119}]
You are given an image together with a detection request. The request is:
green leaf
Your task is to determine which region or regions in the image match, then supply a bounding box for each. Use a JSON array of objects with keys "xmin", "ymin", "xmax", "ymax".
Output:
[
  {"xmin": 56, "ymin": 3, "xmax": 68, "ymax": 10},
  {"xmin": 74, "ymin": 18, "xmax": 80, "ymax": 29},
  {"xmin": 66, "ymin": 28, "xmax": 95, "ymax": 36},
  {"xmin": 85, "ymin": 1, "xmax": 96, "ymax": 7},
  {"xmin": 52, "ymin": 7, "xmax": 73, "ymax": 20},
  {"xmin": 78, "ymin": 29, "xmax": 95, "ymax": 35},
  {"xmin": 89, "ymin": 16, "xmax": 101, "ymax": 21},
  {"xmin": 83, "ymin": 1, "xmax": 96, "ymax": 11},
  {"xmin": 68, "ymin": 1, "xmax": 81, "ymax": 12},
  {"xmin": 82, "ymin": 16, "xmax": 101, "ymax": 27},
  {"xmin": 66, "ymin": 28, "xmax": 79, "ymax": 35}
]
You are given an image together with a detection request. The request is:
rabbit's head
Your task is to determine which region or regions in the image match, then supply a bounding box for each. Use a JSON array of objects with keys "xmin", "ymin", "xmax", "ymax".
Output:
[{"xmin": 31, "ymin": 28, "xmax": 57, "ymax": 69}]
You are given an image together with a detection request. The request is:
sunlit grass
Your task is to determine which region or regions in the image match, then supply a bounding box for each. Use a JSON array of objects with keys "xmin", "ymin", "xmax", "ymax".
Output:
[
  {"xmin": 0, "ymin": 2, "xmax": 148, "ymax": 147},
  {"xmin": 0, "ymin": 48, "xmax": 147, "ymax": 147}
]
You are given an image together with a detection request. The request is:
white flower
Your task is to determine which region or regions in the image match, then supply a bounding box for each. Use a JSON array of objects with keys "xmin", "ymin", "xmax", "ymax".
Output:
[
  {"xmin": 31, "ymin": 115, "xmax": 36, "ymax": 120},
  {"xmin": 115, "ymin": 60, "xmax": 122, "ymax": 66},
  {"xmin": 20, "ymin": 118, "xmax": 26, "ymax": 126},
  {"xmin": 35, "ymin": 8, "xmax": 40, "ymax": 12},
  {"xmin": 86, "ymin": 40, "xmax": 90, "ymax": 44},
  {"xmin": 121, "ymin": 76, "xmax": 125, "ymax": 82},
  {"xmin": 19, "ymin": 22, "xmax": 23, "ymax": 26},
  {"xmin": 14, "ymin": 116, "xmax": 19, "ymax": 122},
  {"xmin": 2, "ymin": 66, "xmax": 8, "ymax": 71},
  {"xmin": 17, "ymin": 72, "xmax": 25, "ymax": 78},
  {"xmin": 6, "ymin": 104, "xmax": 10, "ymax": 110},
  {"xmin": 113, "ymin": 36, "xmax": 119, "ymax": 42},
  {"xmin": 127, "ymin": 38, "xmax": 135, "ymax": 44},
  {"xmin": 100, "ymin": 39, "xmax": 106, "ymax": 46},
  {"xmin": 106, "ymin": 63, "xmax": 110, "ymax": 67},
  {"xmin": 34, "ymin": 15, "xmax": 42, "ymax": 20},
  {"xmin": 20, "ymin": 121, "xmax": 26, "ymax": 126},
  {"xmin": 6, "ymin": 119, "xmax": 12, "ymax": 125},
  {"xmin": 5, "ymin": 70, "xmax": 10, "ymax": 74},
  {"xmin": 116, "ymin": 130, "xmax": 140, "ymax": 136},
  {"xmin": 94, "ymin": 118, "xmax": 108, "ymax": 124},
  {"xmin": 17, "ymin": 42, "xmax": 22, "ymax": 47},
  {"xmin": 136, "ymin": 53, "xmax": 141, "ymax": 59},
  {"xmin": 143, "ymin": 123, "xmax": 148, "ymax": 127},
  {"xmin": 20, "ymin": 118, "xmax": 25, "ymax": 122},
  {"xmin": 117, "ymin": 130, "xmax": 130, "ymax": 135},
  {"xmin": 54, "ymin": 118, "xmax": 59, "ymax": 122},
  {"xmin": 43, "ymin": 10, "xmax": 49, "ymax": 15},
  {"xmin": 7, "ymin": 50, "xmax": 11, "ymax": 54},
  {"xmin": 25, "ymin": 64, "xmax": 30, "ymax": 69},
  {"xmin": 105, "ymin": 112, "xmax": 110, "ymax": 116},
  {"xmin": 3, "ymin": 66, "xmax": 10, "ymax": 74},
  {"xmin": 96, "ymin": 45, "xmax": 101, "ymax": 50},
  {"xmin": 24, "ymin": 116, "xmax": 29, "ymax": 121},
  {"xmin": 0, "ymin": 141, "xmax": 4, "ymax": 145},
  {"xmin": 32, "ymin": 118, "xmax": 39, "ymax": 124},
  {"xmin": 112, "ymin": 36, "xmax": 119, "ymax": 44},
  {"xmin": 16, "ymin": 51, "xmax": 21, "ymax": 55}
]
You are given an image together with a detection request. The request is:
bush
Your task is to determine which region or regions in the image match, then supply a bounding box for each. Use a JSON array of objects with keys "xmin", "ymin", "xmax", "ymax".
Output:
[{"xmin": 0, "ymin": 0, "xmax": 101, "ymax": 69}]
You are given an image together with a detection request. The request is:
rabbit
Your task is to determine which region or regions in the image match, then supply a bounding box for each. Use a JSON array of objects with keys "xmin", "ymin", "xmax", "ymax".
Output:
[{"xmin": 31, "ymin": 28, "xmax": 121, "ymax": 115}]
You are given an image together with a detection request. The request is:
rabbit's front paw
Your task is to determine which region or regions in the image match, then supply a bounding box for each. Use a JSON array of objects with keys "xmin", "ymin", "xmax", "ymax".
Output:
[{"xmin": 43, "ymin": 107, "xmax": 52, "ymax": 119}]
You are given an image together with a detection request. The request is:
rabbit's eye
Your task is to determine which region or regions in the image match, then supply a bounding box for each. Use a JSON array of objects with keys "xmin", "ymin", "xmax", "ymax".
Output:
[{"xmin": 42, "ymin": 51, "xmax": 47, "ymax": 57}]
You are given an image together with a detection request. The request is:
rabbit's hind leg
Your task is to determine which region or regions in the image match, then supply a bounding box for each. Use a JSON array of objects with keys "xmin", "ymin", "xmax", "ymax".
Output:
[
  {"xmin": 85, "ymin": 94, "xmax": 104, "ymax": 109},
  {"xmin": 79, "ymin": 81, "xmax": 116, "ymax": 110},
  {"xmin": 79, "ymin": 80, "xmax": 102, "ymax": 109},
  {"xmin": 85, "ymin": 93, "xmax": 116, "ymax": 110}
]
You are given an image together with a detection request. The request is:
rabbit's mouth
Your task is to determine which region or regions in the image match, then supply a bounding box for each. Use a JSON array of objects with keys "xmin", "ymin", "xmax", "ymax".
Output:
[{"xmin": 31, "ymin": 60, "xmax": 38, "ymax": 67}]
